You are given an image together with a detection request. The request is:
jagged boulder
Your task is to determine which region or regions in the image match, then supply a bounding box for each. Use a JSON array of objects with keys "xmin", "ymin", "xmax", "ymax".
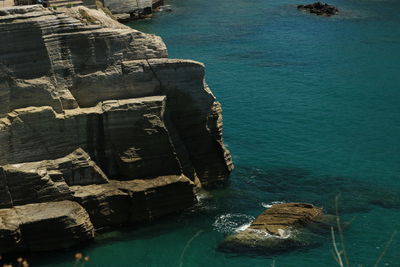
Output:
[{"xmin": 219, "ymin": 203, "xmax": 336, "ymax": 254}]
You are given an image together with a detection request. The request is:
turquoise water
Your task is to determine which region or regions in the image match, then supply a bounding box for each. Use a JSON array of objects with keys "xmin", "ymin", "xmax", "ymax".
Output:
[{"xmin": 34, "ymin": 0, "xmax": 400, "ymax": 266}]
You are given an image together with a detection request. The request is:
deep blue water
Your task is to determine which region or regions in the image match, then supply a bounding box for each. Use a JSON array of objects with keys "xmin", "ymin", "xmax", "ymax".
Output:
[{"xmin": 34, "ymin": 0, "xmax": 400, "ymax": 266}]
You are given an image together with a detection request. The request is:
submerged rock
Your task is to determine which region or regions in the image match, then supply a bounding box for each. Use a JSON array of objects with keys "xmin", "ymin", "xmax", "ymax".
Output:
[
  {"xmin": 219, "ymin": 203, "xmax": 336, "ymax": 254},
  {"xmin": 297, "ymin": 2, "xmax": 339, "ymax": 16}
]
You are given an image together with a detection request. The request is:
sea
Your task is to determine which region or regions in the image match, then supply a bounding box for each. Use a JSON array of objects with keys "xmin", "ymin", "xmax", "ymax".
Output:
[{"xmin": 34, "ymin": 0, "xmax": 400, "ymax": 266}]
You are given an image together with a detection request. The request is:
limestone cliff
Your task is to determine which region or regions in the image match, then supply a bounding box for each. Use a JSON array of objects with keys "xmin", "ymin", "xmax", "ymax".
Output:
[{"xmin": 0, "ymin": 5, "xmax": 233, "ymax": 253}]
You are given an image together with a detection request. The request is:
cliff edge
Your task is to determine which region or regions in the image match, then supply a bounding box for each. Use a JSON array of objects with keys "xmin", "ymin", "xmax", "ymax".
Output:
[{"xmin": 0, "ymin": 5, "xmax": 233, "ymax": 253}]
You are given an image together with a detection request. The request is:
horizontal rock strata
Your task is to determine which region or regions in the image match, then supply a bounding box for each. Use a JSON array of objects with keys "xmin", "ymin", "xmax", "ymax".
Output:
[
  {"xmin": 0, "ymin": 201, "xmax": 94, "ymax": 253},
  {"xmin": 0, "ymin": 5, "xmax": 232, "ymax": 253},
  {"xmin": 72, "ymin": 175, "xmax": 195, "ymax": 229}
]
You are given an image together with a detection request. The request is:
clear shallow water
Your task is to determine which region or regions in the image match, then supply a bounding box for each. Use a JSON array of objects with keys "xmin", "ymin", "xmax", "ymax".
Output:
[{"xmin": 34, "ymin": 0, "xmax": 400, "ymax": 266}]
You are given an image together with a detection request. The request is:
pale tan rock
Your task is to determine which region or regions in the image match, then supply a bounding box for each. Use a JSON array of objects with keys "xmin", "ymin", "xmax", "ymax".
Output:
[
  {"xmin": 0, "ymin": 5, "xmax": 233, "ymax": 253},
  {"xmin": 0, "ymin": 5, "xmax": 232, "ymax": 186},
  {"xmin": 0, "ymin": 5, "xmax": 167, "ymax": 117},
  {"xmin": 0, "ymin": 209, "xmax": 22, "ymax": 254}
]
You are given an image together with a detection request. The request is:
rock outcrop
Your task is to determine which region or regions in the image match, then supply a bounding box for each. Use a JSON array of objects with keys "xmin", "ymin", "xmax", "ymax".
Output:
[
  {"xmin": 0, "ymin": 201, "xmax": 94, "ymax": 253},
  {"xmin": 103, "ymin": 0, "xmax": 162, "ymax": 21},
  {"xmin": 297, "ymin": 2, "xmax": 339, "ymax": 16},
  {"xmin": 219, "ymin": 203, "xmax": 335, "ymax": 254},
  {"xmin": 0, "ymin": 5, "xmax": 232, "ymax": 253}
]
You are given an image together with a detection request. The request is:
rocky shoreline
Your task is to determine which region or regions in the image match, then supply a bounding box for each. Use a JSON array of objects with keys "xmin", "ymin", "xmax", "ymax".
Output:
[{"xmin": 0, "ymin": 5, "xmax": 233, "ymax": 254}]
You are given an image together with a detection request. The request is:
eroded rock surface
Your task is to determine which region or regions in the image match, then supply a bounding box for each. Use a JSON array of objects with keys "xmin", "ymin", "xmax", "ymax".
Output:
[
  {"xmin": 72, "ymin": 175, "xmax": 196, "ymax": 229},
  {"xmin": 0, "ymin": 201, "xmax": 94, "ymax": 253},
  {"xmin": 219, "ymin": 203, "xmax": 335, "ymax": 254},
  {"xmin": 103, "ymin": 0, "xmax": 159, "ymax": 21},
  {"xmin": 0, "ymin": 5, "xmax": 232, "ymax": 253}
]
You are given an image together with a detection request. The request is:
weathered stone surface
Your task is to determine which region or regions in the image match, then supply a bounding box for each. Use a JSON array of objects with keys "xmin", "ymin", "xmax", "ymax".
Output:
[
  {"xmin": 55, "ymin": 148, "xmax": 109, "ymax": 186},
  {"xmin": 0, "ymin": 6, "xmax": 232, "ymax": 186},
  {"xmin": 219, "ymin": 203, "xmax": 334, "ymax": 254},
  {"xmin": 0, "ymin": 148, "xmax": 110, "ymax": 209},
  {"xmin": 117, "ymin": 175, "xmax": 196, "ymax": 223},
  {"xmin": 0, "ymin": 97, "xmax": 182, "ymax": 180},
  {"xmin": 0, "ymin": 5, "xmax": 232, "ymax": 254},
  {"xmin": 104, "ymin": 0, "xmax": 151, "ymax": 15},
  {"xmin": 72, "ymin": 182, "xmax": 131, "ymax": 229},
  {"xmin": 103, "ymin": 0, "xmax": 161, "ymax": 21},
  {"xmin": 72, "ymin": 175, "xmax": 196, "ymax": 229},
  {"xmin": 249, "ymin": 203, "xmax": 323, "ymax": 235},
  {"xmin": 0, "ymin": 5, "xmax": 167, "ymax": 116},
  {"xmin": 0, "ymin": 209, "xmax": 22, "ymax": 254},
  {"xmin": 0, "ymin": 163, "xmax": 72, "ymax": 209},
  {"xmin": 148, "ymin": 59, "xmax": 234, "ymax": 186},
  {"xmin": 0, "ymin": 201, "xmax": 94, "ymax": 253},
  {"xmin": 297, "ymin": 2, "xmax": 339, "ymax": 16}
]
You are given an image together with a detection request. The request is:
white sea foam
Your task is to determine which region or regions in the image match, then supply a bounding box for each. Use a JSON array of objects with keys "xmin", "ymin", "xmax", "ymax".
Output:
[
  {"xmin": 248, "ymin": 228, "xmax": 292, "ymax": 239},
  {"xmin": 235, "ymin": 223, "xmax": 251, "ymax": 232},
  {"xmin": 261, "ymin": 201, "xmax": 285, "ymax": 208},
  {"xmin": 195, "ymin": 191, "xmax": 212, "ymax": 202},
  {"xmin": 213, "ymin": 213, "xmax": 254, "ymax": 234}
]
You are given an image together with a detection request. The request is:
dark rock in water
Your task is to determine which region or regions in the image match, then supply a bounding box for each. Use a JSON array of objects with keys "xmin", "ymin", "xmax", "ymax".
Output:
[
  {"xmin": 219, "ymin": 203, "xmax": 336, "ymax": 254},
  {"xmin": 297, "ymin": 2, "xmax": 339, "ymax": 16}
]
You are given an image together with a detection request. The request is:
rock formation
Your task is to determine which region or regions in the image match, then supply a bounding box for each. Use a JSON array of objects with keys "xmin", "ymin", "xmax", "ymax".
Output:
[
  {"xmin": 0, "ymin": 5, "xmax": 232, "ymax": 253},
  {"xmin": 297, "ymin": 2, "xmax": 339, "ymax": 16},
  {"xmin": 219, "ymin": 203, "xmax": 335, "ymax": 254},
  {"xmin": 103, "ymin": 0, "xmax": 162, "ymax": 21}
]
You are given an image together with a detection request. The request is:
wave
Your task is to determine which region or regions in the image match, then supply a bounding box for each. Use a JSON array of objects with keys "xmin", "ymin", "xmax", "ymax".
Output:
[
  {"xmin": 213, "ymin": 213, "xmax": 254, "ymax": 234},
  {"xmin": 261, "ymin": 201, "xmax": 285, "ymax": 208}
]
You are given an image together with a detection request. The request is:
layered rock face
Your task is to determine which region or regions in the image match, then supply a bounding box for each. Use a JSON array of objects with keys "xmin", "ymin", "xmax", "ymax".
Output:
[{"xmin": 0, "ymin": 5, "xmax": 232, "ymax": 253}]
